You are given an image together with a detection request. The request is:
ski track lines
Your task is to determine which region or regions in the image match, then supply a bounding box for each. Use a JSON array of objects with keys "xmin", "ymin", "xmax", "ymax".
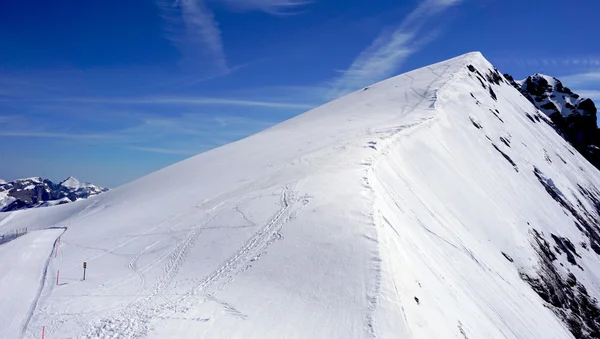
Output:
[
  {"xmin": 28, "ymin": 206, "xmax": 214, "ymax": 338},
  {"xmin": 81, "ymin": 184, "xmax": 298, "ymax": 338}
]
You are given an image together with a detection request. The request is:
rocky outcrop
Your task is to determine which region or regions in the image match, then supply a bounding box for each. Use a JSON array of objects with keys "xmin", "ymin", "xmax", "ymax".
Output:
[
  {"xmin": 505, "ymin": 73, "xmax": 600, "ymax": 169},
  {"xmin": 0, "ymin": 176, "xmax": 108, "ymax": 212}
]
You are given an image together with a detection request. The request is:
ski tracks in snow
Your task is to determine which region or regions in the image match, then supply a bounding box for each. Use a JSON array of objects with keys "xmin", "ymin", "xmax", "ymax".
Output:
[{"xmin": 80, "ymin": 184, "xmax": 305, "ymax": 338}]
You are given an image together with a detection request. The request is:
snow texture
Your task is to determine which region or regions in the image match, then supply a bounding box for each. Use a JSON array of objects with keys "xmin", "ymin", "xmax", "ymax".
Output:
[
  {"xmin": 1, "ymin": 52, "xmax": 600, "ymax": 338},
  {"xmin": 0, "ymin": 229, "xmax": 63, "ymax": 339}
]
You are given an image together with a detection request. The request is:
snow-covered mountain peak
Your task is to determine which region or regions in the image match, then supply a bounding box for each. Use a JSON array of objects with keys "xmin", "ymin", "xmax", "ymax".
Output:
[
  {"xmin": 59, "ymin": 176, "xmax": 82, "ymax": 190},
  {"xmin": 505, "ymin": 71, "xmax": 600, "ymax": 171},
  {"xmin": 515, "ymin": 73, "xmax": 596, "ymax": 118},
  {"xmin": 0, "ymin": 176, "xmax": 108, "ymax": 212},
  {"xmin": 2, "ymin": 52, "xmax": 600, "ymax": 338}
]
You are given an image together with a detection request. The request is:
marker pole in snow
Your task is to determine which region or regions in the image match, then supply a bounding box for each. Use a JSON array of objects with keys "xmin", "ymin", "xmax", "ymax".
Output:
[
  {"xmin": 42, "ymin": 326, "xmax": 45, "ymax": 339},
  {"xmin": 83, "ymin": 262, "xmax": 87, "ymax": 281},
  {"xmin": 56, "ymin": 270, "xmax": 60, "ymax": 285}
]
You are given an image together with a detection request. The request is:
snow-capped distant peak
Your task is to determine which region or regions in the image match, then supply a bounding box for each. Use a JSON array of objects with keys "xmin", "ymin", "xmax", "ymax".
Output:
[
  {"xmin": 20, "ymin": 177, "xmax": 43, "ymax": 183},
  {"xmin": 0, "ymin": 179, "xmax": 5, "ymax": 184},
  {"xmin": 59, "ymin": 176, "xmax": 82, "ymax": 190},
  {"xmin": 0, "ymin": 176, "xmax": 108, "ymax": 212}
]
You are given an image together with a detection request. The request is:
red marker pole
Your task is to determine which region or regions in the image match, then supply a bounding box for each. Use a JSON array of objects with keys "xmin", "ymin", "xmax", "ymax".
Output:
[
  {"xmin": 42, "ymin": 326, "xmax": 45, "ymax": 339},
  {"xmin": 56, "ymin": 270, "xmax": 60, "ymax": 285}
]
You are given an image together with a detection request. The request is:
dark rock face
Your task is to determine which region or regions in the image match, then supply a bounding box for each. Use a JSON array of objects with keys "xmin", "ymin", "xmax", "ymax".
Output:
[
  {"xmin": 524, "ymin": 229, "xmax": 600, "ymax": 338},
  {"xmin": 505, "ymin": 73, "xmax": 600, "ymax": 170},
  {"xmin": 0, "ymin": 177, "xmax": 108, "ymax": 212}
]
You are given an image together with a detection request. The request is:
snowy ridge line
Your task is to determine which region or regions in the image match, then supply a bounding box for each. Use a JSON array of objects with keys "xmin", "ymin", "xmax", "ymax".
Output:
[
  {"xmin": 362, "ymin": 60, "xmax": 468, "ymax": 338},
  {"xmin": 20, "ymin": 227, "xmax": 67, "ymax": 339}
]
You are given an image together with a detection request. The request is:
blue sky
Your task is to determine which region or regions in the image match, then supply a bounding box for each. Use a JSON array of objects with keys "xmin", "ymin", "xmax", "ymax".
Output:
[{"xmin": 1, "ymin": 0, "xmax": 599, "ymax": 187}]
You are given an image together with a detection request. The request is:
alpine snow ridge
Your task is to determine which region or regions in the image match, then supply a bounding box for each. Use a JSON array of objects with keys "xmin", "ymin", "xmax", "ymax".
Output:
[
  {"xmin": 0, "ymin": 176, "xmax": 108, "ymax": 212},
  {"xmin": 2, "ymin": 52, "xmax": 600, "ymax": 338}
]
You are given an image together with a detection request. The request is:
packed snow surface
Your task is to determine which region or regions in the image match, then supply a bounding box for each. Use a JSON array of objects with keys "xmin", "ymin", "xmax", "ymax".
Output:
[
  {"xmin": 0, "ymin": 229, "xmax": 63, "ymax": 339},
  {"xmin": 1, "ymin": 52, "xmax": 599, "ymax": 338}
]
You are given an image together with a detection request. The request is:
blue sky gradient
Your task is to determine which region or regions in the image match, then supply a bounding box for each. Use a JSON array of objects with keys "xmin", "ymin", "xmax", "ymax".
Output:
[{"xmin": 1, "ymin": 0, "xmax": 599, "ymax": 187}]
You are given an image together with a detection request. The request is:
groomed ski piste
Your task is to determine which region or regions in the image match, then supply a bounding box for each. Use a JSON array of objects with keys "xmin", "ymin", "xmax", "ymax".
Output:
[{"xmin": 1, "ymin": 52, "xmax": 600, "ymax": 338}]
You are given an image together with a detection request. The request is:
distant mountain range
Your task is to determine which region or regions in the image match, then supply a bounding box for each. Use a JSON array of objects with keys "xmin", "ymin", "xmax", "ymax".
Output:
[{"xmin": 0, "ymin": 176, "xmax": 108, "ymax": 212}]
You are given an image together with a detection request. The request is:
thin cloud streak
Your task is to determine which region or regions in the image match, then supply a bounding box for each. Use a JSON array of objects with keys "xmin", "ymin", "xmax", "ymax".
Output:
[
  {"xmin": 508, "ymin": 58, "xmax": 600, "ymax": 68},
  {"xmin": 45, "ymin": 96, "xmax": 315, "ymax": 109},
  {"xmin": 0, "ymin": 132, "xmax": 122, "ymax": 139},
  {"xmin": 561, "ymin": 72, "xmax": 600, "ymax": 86},
  {"xmin": 328, "ymin": 0, "xmax": 461, "ymax": 98},
  {"xmin": 156, "ymin": 0, "xmax": 315, "ymax": 71},
  {"xmin": 577, "ymin": 90, "xmax": 600, "ymax": 100},
  {"xmin": 157, "ymin": 0, "xmax": 228, "ymax": 71},
  {"xmin": 217, "ymin": 0, "xmax": 312, "ymax": 14},
  {"xmin": 124, "ymin": 145, "xmax": 200, "ymax": 155}
]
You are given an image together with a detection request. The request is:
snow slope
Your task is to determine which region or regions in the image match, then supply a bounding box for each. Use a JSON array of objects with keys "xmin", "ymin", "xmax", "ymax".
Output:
[
  {"xmin": 1, "ymin": 52, "xmax": 600, "ymax": 338},
  {"xmin": 0, "ymin": 229, "xmax": 63, "ymax": 339}
]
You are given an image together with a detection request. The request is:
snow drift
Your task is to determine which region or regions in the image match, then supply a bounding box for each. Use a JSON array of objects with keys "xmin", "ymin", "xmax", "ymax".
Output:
[{"xmin": 2, "ymin": 52, "xmax": 600, "ymax": 338}]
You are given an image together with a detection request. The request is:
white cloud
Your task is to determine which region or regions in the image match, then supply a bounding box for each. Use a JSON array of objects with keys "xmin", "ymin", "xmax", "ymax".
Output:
[
  {"xmin": 505, "ymin": 58, "xmax": 600, "ymax": 69},
  {"xmin": 0, "ymin": 132, "xmax": 121, "ymax": 139},
  {"xmin": 561, "ymin": 72, "xmax": 600, "ymax": 86},
  {"xmin": 576, "ymin": 90, "xmax": 600, "ymax": 101},
  {"xmin": 156, "ymin": 0, "xmax": 314, "ymax": 70},
  {"xmin": 123, "ymin": 146, "xmax": 199, "ymax": 155},
  {"xmin": 328, "ymin": 0, "xmax": 462, "ymax": 98},
  {"xmin": 44, "ymin": 96, "xmax": 314, "ymax": 109},
  {"xmin": 157, "ymin": 0, "xmax": 227, "ymax": 71},
  {"xmin": 215, "ymin": 0, "xmax": 311, "ymax": 14}
]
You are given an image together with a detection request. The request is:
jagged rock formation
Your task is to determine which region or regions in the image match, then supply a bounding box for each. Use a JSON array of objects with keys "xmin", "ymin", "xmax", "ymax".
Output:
[
  {"xmin": 505, "ymin": 73, "xmax": 600, "ymax": 169},
  {"xmin": 0, "ymin": 176, "xmax": 108, "ymax": 212}
]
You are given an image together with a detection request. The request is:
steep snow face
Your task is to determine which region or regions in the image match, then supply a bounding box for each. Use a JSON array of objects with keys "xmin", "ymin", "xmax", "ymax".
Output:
[{"xmin": 2, "ymin": 52, "xmax": 600, "ymax": 338}]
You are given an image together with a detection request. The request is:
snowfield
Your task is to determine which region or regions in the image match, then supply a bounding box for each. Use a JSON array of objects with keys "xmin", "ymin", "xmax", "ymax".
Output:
[
  {"xmin": 1, "ymin": 52, "xmax": 600, "ymax": 338},
  {"xmin": 0, "ymin": 229, "xmax": 64, "ymax": 339}
]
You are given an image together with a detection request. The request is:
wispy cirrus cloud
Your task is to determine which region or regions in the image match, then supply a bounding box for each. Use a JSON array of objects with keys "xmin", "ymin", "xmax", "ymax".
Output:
[
  {"xmin": 577, "ymin": 90, "xmax": 600, "ymax": 101},
  {"xmin": 216, "ymin": 0, "xmax": 311, "ymax": 14},
  {"xmin": 40, "ymin": 96, "xmax": 314, "ymax": 109},
  {"xmin": 561, "ymin": 72, "xmax": 600, "ymax": 86},
  {"xmin": 0, "ymin": 112, "xmax": 278, "ymax": 156},
  {"xmin": 123, "ymin": 145, "xmax": 200, "ymax": 155},
  {"xmin": 504, "ymin": 57, "xmax": 600, "ymax": 69},
  {"xmin": 0, "ymin": 132, "xmax": 121, "ymax": 139},
  {"xmin": 157, "ymin": 0, "xmax": 314, "ymax": 71},
  {"xmin": 157, "ymin": 0, "xmax": 228, "ymax": 71},
  {"xmin": 328, "ymin": 0, "xmax": 462, "ymax": 98}
]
